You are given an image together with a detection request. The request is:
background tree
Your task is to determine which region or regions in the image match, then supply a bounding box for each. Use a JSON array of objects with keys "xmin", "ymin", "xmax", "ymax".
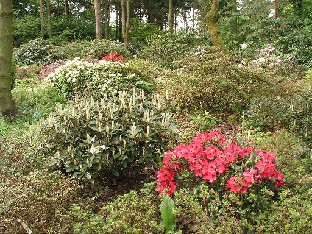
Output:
[
  {"xmin": 206, "ymin": 0, "xmax": 225, "ymax": 50},
  {"xmin": 94, "ymin": 0, "xmax": 102, "ymax": 39},
  {"xmin": 0, "ymin": 0, "xmax": 16, "ymax": 116}
]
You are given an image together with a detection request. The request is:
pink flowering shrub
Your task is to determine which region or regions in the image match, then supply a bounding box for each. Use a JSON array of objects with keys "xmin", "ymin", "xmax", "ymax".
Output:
[
  {"xmin": 157, "ymin": 131, "xmax": 284, "ymax": 196},
  {"xmin": 101, "ymin": 51, "xmax": 125, "ymax": 62}
]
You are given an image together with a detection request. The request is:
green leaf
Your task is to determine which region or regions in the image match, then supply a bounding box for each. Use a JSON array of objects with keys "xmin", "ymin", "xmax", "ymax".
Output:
[{"xmin": 160, "ymin": 195, "xmax": 175, "ymax": 232}]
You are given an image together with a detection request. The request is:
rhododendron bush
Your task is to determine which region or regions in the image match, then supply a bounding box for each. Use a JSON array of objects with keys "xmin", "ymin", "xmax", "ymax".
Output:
[{"xmin": 157, "ymin": 131, "xmax": 284, "ymax": 196}]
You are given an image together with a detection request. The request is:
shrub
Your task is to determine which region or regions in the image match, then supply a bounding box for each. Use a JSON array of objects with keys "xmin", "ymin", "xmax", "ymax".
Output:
[
  {"xmin": 140, "ymin": 31, "xmax": 210, "ymax": 68},
  {"xmin": 0, "ymin": 169, "xmax": 82, "ymax": 233},
  {"xmin": 253, "ymin": 188, "xmax": 312, "ymax": 233},
  {"xmin": 47, "ymin": 58, "xmax": 154, "ymax": 100},
  {"xmin": 157, "ymin": 130, "xmax": 284, "ymax": 196},
  {"xmin": 247, "ymin": 84, "xmax": 312, "ymax": 146},
  {"xmin": 14, "ymin": 39, "xmax": 131, "ymax": 67},
  {"xmin": 50, "ymin": 39, "xmax": 131, "ymax": 61},
  {"xmin": 36, "ymin": 88, "xmax": 177, "ymax": 182},
  {"xmin": 160, "ymin": 46, "xmax": 272, "ymax": 113},
  {"xmin": 66, "ymin": 183, "xmax": 161, "ymax": 234},
  {"xmin": 14, "ymin": 38, "xmax": 55, "ymax": 66}
]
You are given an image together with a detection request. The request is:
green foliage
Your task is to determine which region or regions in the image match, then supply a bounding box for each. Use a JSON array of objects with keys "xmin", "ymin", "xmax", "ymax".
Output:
[
  {"xmin": 47, "ymin": 59, "xmax": 149, "ymax": 100},
  {"xmin": 14, "ymin": 39, "xmax": 130, "ymax": 67},
  {"xmin": 247, "ymin": 82, "xmax": 312, "ymax": 146},
  {"xmin": 13, "ymin": 15, "xmax": 41, "ymax": 45},
  {"xmin": 0, "ymin": 80, "xmax": 65, "ymax": 137},
  {"xmin": 129, "ymin": 18, "xmax": 160, "ymax": 51},
  {"xmin": 140, "ymin": 31, "xmax": 210, "ymax": 68},
  {"xmin": 68, "ymin": 183, "xmax": 161, "ymax": 234},
  {"xmin": 50, "ymin": 39, "xmax": 130, "ymax": 61},
  {"xmin": 161, "ymin": 46, "xmax": 271, "ymax": 113},
  {"xmin": 243, "ymin": 131, "xmax": 312, "ymax": 233},
  {"xmin": 160, "ymin": 195, "xmax": 176, "ymax": 233},
  {"xmin": 254, "ymin": 188, "xmax": 312, "ymax": 233},
  {"xmin": 14, "ymin": 38, "xmax": 55, "ymax": 66},
  {"xmin": 36, "ymin": 88, "xmax": 177, "ymax": 181}
]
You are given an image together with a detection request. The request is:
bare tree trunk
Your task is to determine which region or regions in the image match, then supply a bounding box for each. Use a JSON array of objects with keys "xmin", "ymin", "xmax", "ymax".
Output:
[
  {"xmin": 39, "ymin": 0, "xmax": 44, "ymax": 37},
  {"xmin": 206, "ymin": 0, "xmax": 226, "ymax": 50},
  {"xmin": 65, "ymin": 0, "xmax": 69, "ymax": 15},
  {"xmin": 124, "ymin": 0, "xmax": 130, "ymax": 47},
  {"xmin": 168, "ymin": 0, "xmax": 173, "ymax": 32},
  {"xmin": 94, "ymin": 0, "xmax": 102, "ymax": 39},
  {"xmin": 0, "ymin": 0, "xmax": 16, "ymax": 116},
  {"xmin": 121, "ymin": 0, "xmax": 126, "ymax": 42},
  {"xmin": 103, "ymin": 0, "xmax": 110, "ymax": 39},
  {"xmin": 46, "ymin": 0, "xmax": 52, "ymax": 38}
]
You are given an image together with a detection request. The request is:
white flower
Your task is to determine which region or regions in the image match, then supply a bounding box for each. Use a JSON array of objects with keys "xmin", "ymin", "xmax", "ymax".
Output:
[{"xmin": 240, "ymin": 43, "xmax": 248, "ymax": 49}]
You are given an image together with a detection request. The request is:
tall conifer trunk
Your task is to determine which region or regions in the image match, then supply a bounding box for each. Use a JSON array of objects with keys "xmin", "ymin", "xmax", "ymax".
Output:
[
  {"xmin": 46, "ymin": 0, "xmax": 52, "ymax": 38},
  {"xmin": 103, "ymin": 0, "xmax": 110, "ymax": 39},
  {"xmin": 168, "ymin": 0, "xmax": 173, "ymax": 32},
  {"xmin": 40, "ymin": 0, "xmax": 44, "ymax": 36},
  {"xmin": 94, "ymin": 0, "xmax": 102, "ymax": 39},
  {"xmin": 0, "ymin": 0, "xmax": 16, "ymax": 116}
]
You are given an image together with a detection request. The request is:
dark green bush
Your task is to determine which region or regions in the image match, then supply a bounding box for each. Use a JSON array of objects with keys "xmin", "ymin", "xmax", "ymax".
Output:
[
  {"xmin": 14, "ymin": 38, "xmax": 55, "ymax": 66},
  {"xmin": 140, "ymin": 31, "xmax": 210, "ymax": 68},
  {"xmin": 13, "ymin": 15, "xmax": 41, "ymax": 45},
  {"xmin": 160, "ymin": 46, "xmax": 271, "ymax": 113},
  {"xmin": 36, "ymin": 88, "xmax": 177, "ymax": 181}
]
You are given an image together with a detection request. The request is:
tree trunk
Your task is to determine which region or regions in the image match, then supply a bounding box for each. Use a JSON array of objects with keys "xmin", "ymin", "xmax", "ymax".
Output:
[
  {"xmin": 64, "ymin": 0, "xmax": 69, "ymax": 15},
  {"xmin": 168, "ymin": 0, "xmax": 173, "ymax": 32},
  {"xmin": 103, "ymin": 0, "xmax": 110, "ymax": 39},
  {"xmin": 39, "ymin": 0, "xmax": 44, "ymax": 37},
  {"xmin": 0, "ymin": 0, "xmax": 16, "ymax": 116},
  {"xmin": 206, "ymin": 0, "xmax": 226, "ymax": 50},
  {"xmin": 124, "ymin": 0, "xmax": 130, "ymax": 47},
  {"xmin": 94, "ymin": 0, "xmax": 102, "ymax": 39},
  {"xmin": 46, "ymin": 0, "xmax": 52, "ymax": 38},
  {"xmin": 121, "ymin": 0, "xmax": 126, "ymax": 42},
  {"xmin": 274, "ymin": 0, "xmax": 278, "ymax": 18}
]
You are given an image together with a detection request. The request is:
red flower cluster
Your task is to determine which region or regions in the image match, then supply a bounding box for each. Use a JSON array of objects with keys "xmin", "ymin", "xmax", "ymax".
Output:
[
  {"xmin": 101, "ymin": 51, "xmax": 124, "ymax": 62},
  {"xmin": 157, "ymin": 131, "xmax": 284, "ymax": 196}
]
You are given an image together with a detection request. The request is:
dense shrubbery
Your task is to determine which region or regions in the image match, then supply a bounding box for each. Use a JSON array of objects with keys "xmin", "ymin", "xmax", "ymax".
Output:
[
  {"xmin": 35, "ymin": 88, "xmax": 177, "ymax": 181},
  {"xmin": 160, "ymin": 46, "xmax": 271, "ymax": 113},
  {"xmin": 65, "ymin": 183, "xmax": 160, "ymax": 234},
  {"xmin": 14, "ymin": 38, "xmax": 55, "ymax": 66},
  {"xmin": 3, "ymin": 28, "xmax": 312, "ymax": 234},
  {"xmin": 14, "ymin": 39, "xmax": 130, "ymax": 66},
  {"xmin": 47, "ymin": 59, "xmax": 155, "ymax": 100},
  {"xmin": 50, "ymin": 39, "xmax": 130, "ymax": 61},
  {"xmin": 140, "ymin": 31, "xmax": 210, "ymax": 67},
  {"xmin": 247, "ymin": 81, "xmax": 312, "ymax": 146}
]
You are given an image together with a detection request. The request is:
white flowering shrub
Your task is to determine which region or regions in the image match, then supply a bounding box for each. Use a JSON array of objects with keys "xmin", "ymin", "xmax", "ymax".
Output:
[
  {"xmin": 36, "ymin": 88, "xmax": 177, "ymax": 182},
  {"xmin": 47, "ymin": 58, "xmax": 154, "ymax": 100},
  {"xmin": 251, "ymin": 44, "xmax": 282, "ymax": 68}
]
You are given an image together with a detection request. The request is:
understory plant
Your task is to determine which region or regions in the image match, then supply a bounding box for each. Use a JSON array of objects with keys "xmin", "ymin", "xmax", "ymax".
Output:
[
  {"xmin": 156, "ymin": 130, "xmax": 285, "ymax": 231},
  {"xmin": 157, "ymin": 130, "xmax": 284, "ymax": 196},
  {"xmin": 47, "ymin": 58, "xmax": 154, "ymax": 100},
  {"xmin": 35, "ymin": 88, "xmax": 177, "ymax": 181}
]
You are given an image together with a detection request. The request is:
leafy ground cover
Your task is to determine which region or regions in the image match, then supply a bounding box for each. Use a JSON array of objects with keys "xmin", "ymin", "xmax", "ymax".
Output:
[{"xmin": 1, "ymin": 36, "xmax": 312, "ymax": 233}]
